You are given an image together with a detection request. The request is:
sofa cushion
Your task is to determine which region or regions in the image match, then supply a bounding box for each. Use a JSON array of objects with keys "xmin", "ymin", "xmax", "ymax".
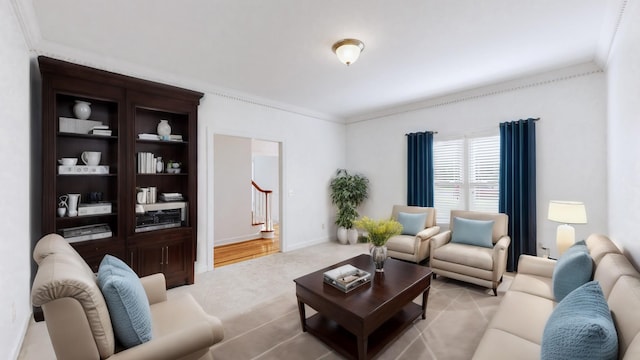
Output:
[
  {"xmin": 386, "ymin": 235, "xmax": 417, "ymax": 253},
  {"xmin": 552, "ymin": 243, "xmax": 593, "ymax": 301},
  {"xmin": 432, "ymin": 243, "xmax": 494, "ymax": 270},
  {"xmin": 98, "ymin": 255, "xmax": 152, "ymax": 348},
  {"xmin": 451, "ymin": 217, "xmax": 494, "ymax": 248},
  {"xmin": 541, "ymin": 281, "xmax": 618, "ymax": 360},
  {"xmin": 397, "ymin": 211, "xmax": 427, "ymax": 236}
]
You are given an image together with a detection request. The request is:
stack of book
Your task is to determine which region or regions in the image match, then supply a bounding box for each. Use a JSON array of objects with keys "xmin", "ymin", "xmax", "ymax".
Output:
[
  {"xmin": 160, "ymin": 193, "xmax": 184, "ymax": 202},
  {"xmin": 90, "ymin": 125, "xmax": 112, "ymax": 136},
  {"xmin": 323, "ymin": 264, "xmax": 371, "ymax": 293},
  {"xmin": 61, "ymin": 223, "xmax": 112, "ymax": 243}
]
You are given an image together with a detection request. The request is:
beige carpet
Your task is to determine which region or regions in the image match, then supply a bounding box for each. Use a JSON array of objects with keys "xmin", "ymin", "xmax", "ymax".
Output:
[
  {"xmin": 18, "ymin": 241, "xmax": 511, "ymax": 359},
  {"xmin": 209, "ymin": 274, "xmax": 510, "ymax": 360}
]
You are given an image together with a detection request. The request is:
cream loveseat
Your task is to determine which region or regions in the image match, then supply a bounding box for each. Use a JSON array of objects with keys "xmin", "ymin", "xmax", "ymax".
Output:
[
  {"xmin": 386, "ymin": 205, "xmax": 440, "ymax": 263},
  {"xmin": 473, "ymin": 234, "xmax": 640, "ymax": 359},
  {"xmin": 31, "ymin": 234, "xmax": 224, "ymax": 360},
  {"xmin": 430, "ymin": 210, "xmax": 510, "ymax": 295}
]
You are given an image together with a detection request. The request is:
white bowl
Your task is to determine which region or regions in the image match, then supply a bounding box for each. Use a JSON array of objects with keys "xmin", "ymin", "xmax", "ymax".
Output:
[{"xmin": 58, "ymin": 158, "xmax": 78, "ymax": 166}]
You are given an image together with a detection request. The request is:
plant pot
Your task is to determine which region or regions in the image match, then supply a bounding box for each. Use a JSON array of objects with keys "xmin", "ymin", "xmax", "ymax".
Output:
[
  {"xmin": 347, "ymin": 228, "xmax": 359, "ymax": 245},
  {"xmin": 370, "ymin": 245, "xmax": 388, "ymax": 272},
  {"xmin": 337, "ymin": 227, "xmax": 348, "ymax": 244}
]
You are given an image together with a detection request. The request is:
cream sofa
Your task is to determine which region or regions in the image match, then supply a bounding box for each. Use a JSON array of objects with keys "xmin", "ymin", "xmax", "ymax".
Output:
[
  {"xmin": 473, "ymin": 234, "xmax": 640, "ymax": 359},
  {"xmin": 386, "ymin": 205, "xmax": 440, "ymax": 263},
  {"xmin": 31, "ymin": 234, "xmax": 224, "ymax": 360},
  {"xmin": 430, "ymin": 210, "xmax": 510, "ymax": 295}
]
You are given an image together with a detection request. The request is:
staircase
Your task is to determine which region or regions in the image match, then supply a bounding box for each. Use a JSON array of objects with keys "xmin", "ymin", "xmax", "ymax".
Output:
[{"xmin": 251, "ymin": 180, "xmax": 274, "ymax": 239}]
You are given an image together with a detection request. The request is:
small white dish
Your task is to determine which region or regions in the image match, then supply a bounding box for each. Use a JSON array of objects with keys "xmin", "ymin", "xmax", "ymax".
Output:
[{"xmin": 58, "ymin": 158, "xmax": 78, "ymax": 166}]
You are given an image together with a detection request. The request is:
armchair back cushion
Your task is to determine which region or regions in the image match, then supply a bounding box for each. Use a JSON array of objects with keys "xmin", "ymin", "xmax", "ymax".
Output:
[
  {"xmin": 450, "ymin": 217, "xmax": 494, "ymax": 248},
  {"xmin": 449, "ymin": 210, "xmax": 508, "ymax": 244},
  {"xmin": 31, "ymin": 234, "xmax": 115, "ymax": 358}
]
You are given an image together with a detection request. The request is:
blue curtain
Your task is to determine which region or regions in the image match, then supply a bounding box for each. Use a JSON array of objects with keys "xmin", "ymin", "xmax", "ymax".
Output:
[
  {"xmin": 406, "ymin": 131, "xmax": 434, "ymax": 207},
  {"xmin": 499, "ymin": 119, "xmax": 537, "ymax": 272}
]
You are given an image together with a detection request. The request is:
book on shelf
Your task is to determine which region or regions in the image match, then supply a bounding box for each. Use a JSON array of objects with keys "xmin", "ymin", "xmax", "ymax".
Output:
[
  {"xmin": 61, "ymin": 223, "xmax": 112, "ymax": 243},
  {"xmin": 159, "ymin": 193, "xmax": 184, "ymax": 202},
  {"xmin": 138, "ymin": 133, "xmax": 160, "ymax": 140},
  {"xmin": 90, "ymin": 129, "xmax": 112, "ymax": 136},
  {"xmin": 137, "ymin": 152, "xmax": 158, "ymax": 174},
  {"xmin": 323, "ymin": 264, "xmax": 371, "ymax": 293}
]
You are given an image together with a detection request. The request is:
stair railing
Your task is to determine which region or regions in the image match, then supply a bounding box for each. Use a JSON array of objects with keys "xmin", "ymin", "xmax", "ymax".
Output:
[{"xmin": 251, "ymin": 180, "xmax": 274, "ymax": 237}]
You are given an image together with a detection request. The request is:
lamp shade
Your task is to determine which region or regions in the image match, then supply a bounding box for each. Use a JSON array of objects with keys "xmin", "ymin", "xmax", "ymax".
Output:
[
  {"xmin": 332, "ymin": 39, "xmax": 365, "ymax": 66},
  {"xmin": 548, "ymin": 201, "xmax": 587, "ymax": 224}
]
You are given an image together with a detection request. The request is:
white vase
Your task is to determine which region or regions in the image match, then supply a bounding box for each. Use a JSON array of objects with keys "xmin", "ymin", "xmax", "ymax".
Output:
[
  {"xmin": 67, "ymin": 193, "xmax": 80, "ymax": 217},
  {"xmin": 73, "ymin": 101, "xmax": 91, "ymax": 120},
  {"xmin": 157, "ymin": 120, "xmax": 171, "ymax": 139},
  {"xmin": 347, "ymin": 228, "xmax": 359, "ymax": 245},
  {"xmin": 337, "ymin": 227, "xmax": 348, "ymax": 244}
]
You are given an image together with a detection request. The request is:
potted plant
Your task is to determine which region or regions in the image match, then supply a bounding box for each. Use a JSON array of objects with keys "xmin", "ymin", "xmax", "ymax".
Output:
[
  {"xmin": 353, "ymin": 217, "xmax": 403, "ymax": 271},
  {"xmin": 330, "ymin": 169, "xmax": 369, "ymax": 244}
]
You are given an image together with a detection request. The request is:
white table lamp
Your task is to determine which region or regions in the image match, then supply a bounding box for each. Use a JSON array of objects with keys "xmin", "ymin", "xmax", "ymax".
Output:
[{"xmin": 548, "ymin": 201, "xmax": 587, "ymax": 256}]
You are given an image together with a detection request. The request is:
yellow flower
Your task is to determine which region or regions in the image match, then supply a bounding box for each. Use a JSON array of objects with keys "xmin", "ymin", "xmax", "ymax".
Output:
[{"xmin": 353, "ymin": 217, "xmax": 403, "ymax": 246}]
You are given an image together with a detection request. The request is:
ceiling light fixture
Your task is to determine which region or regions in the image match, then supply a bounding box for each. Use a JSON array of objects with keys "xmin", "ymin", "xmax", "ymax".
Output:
[{"xmin": 332, "ymin": 39, "xmax": 365, "ymax": 66}]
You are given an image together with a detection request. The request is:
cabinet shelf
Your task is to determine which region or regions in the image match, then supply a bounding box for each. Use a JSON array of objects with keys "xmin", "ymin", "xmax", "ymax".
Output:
[
  {"xmin": 136, "ymin": 173, "xmax": 188, "ymax": 177},
  {"xmin": 57, "ymin": 173, "xmax": 118, "ymax": 177},
  {"xmin": 56, "ymin": 213, "xmax": 117, "ymax": 223},
  {"xmin": 58, "ymin": 132, "xmax": 118, "ymax": 140},
  {"xmin": 136, "ymin": 139, "xmax": 188, "ymax": 145}
]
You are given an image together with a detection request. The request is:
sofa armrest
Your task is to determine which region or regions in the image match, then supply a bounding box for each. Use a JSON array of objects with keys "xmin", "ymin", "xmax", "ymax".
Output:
[
  {"xmin": 416, "ymin": 226, "xmax": 440, "ymax": 241},
  {"xmin": 430, "ymin": 230, "xmax": 451, "ymax": 250},
  {"xmin": 517, "ymin": 255, "xmax": 556, "ymax": 278},
  {"xmin": 109, "ymin": 320, "xmax": 216, "ymax": 360},
  {"xmin": 140, "ymin": 273, "xmax": 167, "ymax": 305},
  {"xmin": 492, "ymin": 235, "xmax": 511, "ymax": 281}
]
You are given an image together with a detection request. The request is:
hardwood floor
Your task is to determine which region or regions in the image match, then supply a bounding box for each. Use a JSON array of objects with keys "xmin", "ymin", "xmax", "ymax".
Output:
[{"xmin": 214, "ymin": 225, "xmax": 280, "ymax": 267}]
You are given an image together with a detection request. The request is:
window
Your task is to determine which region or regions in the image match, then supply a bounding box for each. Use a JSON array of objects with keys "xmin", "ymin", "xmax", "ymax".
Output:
[{"xmin": 434, "ymin": 134, "xmax": 500, "ymax": 224}]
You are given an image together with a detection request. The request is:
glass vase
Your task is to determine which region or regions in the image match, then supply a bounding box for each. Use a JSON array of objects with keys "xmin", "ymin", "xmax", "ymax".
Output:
[{"xmin": 370, "ymin": 245, "xmax": 388, "ymax": 272}]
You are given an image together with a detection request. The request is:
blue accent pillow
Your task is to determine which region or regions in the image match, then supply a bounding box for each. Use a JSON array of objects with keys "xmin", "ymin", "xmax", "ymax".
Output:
[
  {"xmin": 397, "ymin": 212, "xmax": 427, "ymax": 236},
  {"xmin": 97, "ymin": 255, "xmax": 152, "ymax": 348},
  {"xmin": 541, "ymin": 281, "xmax": 618, "ymax": 360},
  {"xmin": 450, "ymin": 217, "xmax": 494, "ymax": 248},
  {"xmin": 552, "ymin": 243, "xmax": 593, "ymax": 301}
]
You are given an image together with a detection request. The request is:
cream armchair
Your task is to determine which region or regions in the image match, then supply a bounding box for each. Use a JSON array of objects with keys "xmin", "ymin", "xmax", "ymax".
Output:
[
  {"xmin": 429, "ymin": 210, "xmax": 510, "ymax": 295},
  {"xmin": 31, "ymin": 234, "xmax": 224, "ymax": 360},
  {"xmin": 386, "ymin": 205, "xmax": 440, "ymax": 263}
]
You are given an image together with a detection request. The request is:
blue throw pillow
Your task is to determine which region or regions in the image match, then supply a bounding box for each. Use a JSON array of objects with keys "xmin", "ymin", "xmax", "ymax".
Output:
[
  {"xmin": 396, "ymin": 212, "xmax": 427, "ymax": 236},
  {"xmin": 552, "ymin": 243, "xmax": 593, "ymax": 301},
  {"xmin": 97, "ymin": 255, "xmax": 152, "ymax": 348},
  {"xmin": 450, "ymin": 217, "xmax": 494, "ymax": 248},
  {"xmin": 541, "ymin": 281, "xmax": 618, "ymax": 360}
]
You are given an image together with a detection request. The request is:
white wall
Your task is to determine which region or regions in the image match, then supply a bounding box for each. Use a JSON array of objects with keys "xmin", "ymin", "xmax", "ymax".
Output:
[
  {"xmin": 0, "ymin": 1, "xmax": 32, "ymax": 357},
  {"xmin": 606, "ymin": 0, "xmax": 640, "ymax": 268},
  {"xmin": 347, "ymin": 64, "xmax": 607, "ymax": 258},
  {"xmin": 213, "ymin": 134, "xmax": 258, "ymax": 244},
  {"xmin": 197, "ymin": 94, "xmax": 346, "ymax": 271}
]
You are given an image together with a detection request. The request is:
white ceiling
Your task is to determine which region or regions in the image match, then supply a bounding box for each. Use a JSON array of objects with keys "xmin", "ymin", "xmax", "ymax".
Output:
[{"xmin": 16, "ymin": 0, "xmax": 624, "ymax": 122}]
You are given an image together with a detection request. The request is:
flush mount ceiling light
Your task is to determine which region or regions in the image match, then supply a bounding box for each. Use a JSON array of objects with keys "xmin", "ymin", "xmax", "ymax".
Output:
[{"xmin": 332, "ymin": 39, "xmax": 365, "ymax": 66}]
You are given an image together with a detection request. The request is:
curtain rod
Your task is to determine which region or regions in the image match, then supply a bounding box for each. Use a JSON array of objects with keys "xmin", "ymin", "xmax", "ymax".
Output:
[{"xmin": 405, "ymin": 131, "xmax": 438, "ymax": 136}]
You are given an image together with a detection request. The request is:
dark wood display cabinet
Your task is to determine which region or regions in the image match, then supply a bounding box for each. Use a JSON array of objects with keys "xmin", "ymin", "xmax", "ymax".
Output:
[{"xmin": 39, "ymin": 56, "xmax": 202, "ymax": 287}]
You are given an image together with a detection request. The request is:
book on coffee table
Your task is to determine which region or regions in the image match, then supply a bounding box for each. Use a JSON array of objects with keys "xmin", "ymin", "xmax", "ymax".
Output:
[{"xmin": 323, "ymin": 264, "xmax": 371, "ymax": 293}]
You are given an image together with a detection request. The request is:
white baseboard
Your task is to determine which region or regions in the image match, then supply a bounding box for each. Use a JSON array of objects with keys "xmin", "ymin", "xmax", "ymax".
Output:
[
  {"xmin": 283, "ymin": 236, "xmax": 330, "ymax": 252},
  {"xmin": 214, "ymin": 233, "xmax": 262, "ymax": 246}
]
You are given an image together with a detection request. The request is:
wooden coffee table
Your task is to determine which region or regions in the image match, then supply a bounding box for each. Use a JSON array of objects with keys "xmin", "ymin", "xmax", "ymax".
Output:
[{"xmin": 293, "ymin": 254, "xmax": 432, "ymax": 360}]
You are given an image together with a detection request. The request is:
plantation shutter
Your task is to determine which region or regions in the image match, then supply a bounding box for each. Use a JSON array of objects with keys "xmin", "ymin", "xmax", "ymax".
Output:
[
  {"xmin": 433, "ymin": 139, "xmax": 464, "ymax": 224},
  {"xmin": 468, "ymin": 135, "xmax": 500, "ymax": 213}
]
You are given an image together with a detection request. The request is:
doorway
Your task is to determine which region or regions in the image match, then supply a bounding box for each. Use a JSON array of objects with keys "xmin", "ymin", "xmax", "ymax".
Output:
[{"xmin": 212, "ymin": 134, "xmax": 282, "ymax": 267}]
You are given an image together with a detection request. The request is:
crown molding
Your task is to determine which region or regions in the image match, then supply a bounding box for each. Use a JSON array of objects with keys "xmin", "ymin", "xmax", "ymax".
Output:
[
  {"xmin": 595, "ymin": 0, "xmax": 628, "ymax": 69},
  {"xmin": 9, "ymin": 0, "xmax": 41, "ymax": 51},
  {"xmin": 345, "ymin": 62, "xmax": 604, "ymax": 124}
]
